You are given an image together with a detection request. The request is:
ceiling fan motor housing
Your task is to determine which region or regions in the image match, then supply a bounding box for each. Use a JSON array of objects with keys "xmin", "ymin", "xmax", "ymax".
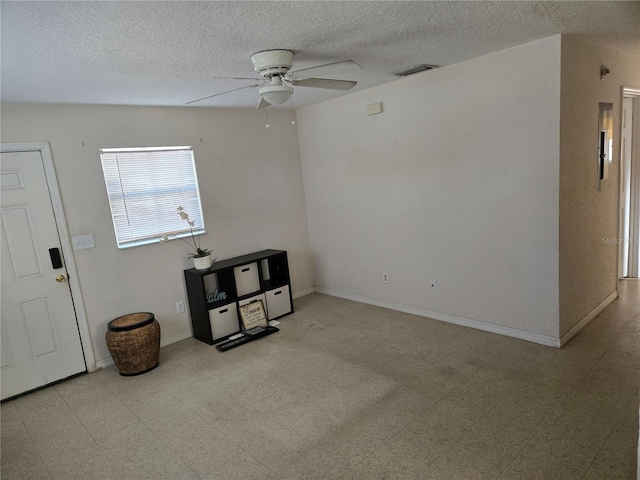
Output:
[{"xmin": 251, "ymin": 50, "xmax": 293, "ymax": 77}]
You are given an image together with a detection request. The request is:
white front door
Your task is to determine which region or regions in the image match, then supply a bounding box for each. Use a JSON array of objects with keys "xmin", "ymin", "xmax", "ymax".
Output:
[{"xmin": 1, "ymin": 150, "xmax": 86, "ymax": 400}]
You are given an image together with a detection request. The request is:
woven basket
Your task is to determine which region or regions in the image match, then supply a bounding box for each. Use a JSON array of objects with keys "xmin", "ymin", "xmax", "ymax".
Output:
[{"xmin": 105, "ymin": 312, "xmax": 160, "ymax": 376}]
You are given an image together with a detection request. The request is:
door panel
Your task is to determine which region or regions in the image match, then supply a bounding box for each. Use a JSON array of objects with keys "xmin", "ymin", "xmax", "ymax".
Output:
[
  {"xmin": 22, "ymin": 297, "xmax": 59, "ymax": 358},
  {"xmin": 2, "ymin": 204, "xmax": 42, "ymax": 279},
  {"xmin": 1, "ymin": 150, "xmax": 86, "ymax": 400},
  {"xmin": 1, "ymin": 331, "xmax": 13, "ymax": 369}
]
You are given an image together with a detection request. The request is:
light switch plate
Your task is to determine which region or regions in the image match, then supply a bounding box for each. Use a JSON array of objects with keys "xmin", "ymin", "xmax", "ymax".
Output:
[
  {"xmin": 367, "ymin": 102, "xmax": 383, "ymax": 115},
  {"xmin": 72, "ymin": 234, "xmax": 95, "ymax": 250}
]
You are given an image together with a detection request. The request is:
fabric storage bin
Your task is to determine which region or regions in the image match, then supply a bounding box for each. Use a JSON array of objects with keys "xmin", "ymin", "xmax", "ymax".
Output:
[
  {"xmin": 209, "ymin": 304, "xmax": 240, "ymax": 341},
  {"xmin": 234, "ymin": 263, "xmax": 260, "ymax": 297},
  {"xmin": 265, "ymin": 285, "xmax": 291, "ymax": 320}
]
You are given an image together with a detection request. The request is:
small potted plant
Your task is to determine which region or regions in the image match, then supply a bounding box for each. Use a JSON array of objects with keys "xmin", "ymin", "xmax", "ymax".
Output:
[{"xmin": 161, "ymin": 207, "xmax": 214, "ymax": 270}]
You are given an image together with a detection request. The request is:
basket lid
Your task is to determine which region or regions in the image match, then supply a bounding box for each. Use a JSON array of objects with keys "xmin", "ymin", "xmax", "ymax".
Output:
[{"xmin": 108, "ymin": 312, "xmax": 154, "ymax": 332}]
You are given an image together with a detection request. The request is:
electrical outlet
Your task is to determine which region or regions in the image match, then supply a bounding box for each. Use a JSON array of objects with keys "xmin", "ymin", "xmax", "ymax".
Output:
[
  {"xmin": 176, "ymin": 300, "xmax": 185, "ymax": 314},
  {"xmin": 430, "ymin": 279, "xmax": 437, "ymax": 290},
  {"xmin": 383, "ymin": 273, "xmax": 389, "ymax": 284}
]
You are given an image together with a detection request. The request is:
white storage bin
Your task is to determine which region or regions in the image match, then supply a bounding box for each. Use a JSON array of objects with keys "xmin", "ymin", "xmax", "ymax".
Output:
[
  {"xmin": 266, "ymin": 285, "xmax": 291, "ymax": 320},
  {"xmin": 234, "ymin": 262, "xmax": 261, "ymax": 297},
  {"xmin": 209, "ymin": 305, "xmax": 240, "ymax": 341}
]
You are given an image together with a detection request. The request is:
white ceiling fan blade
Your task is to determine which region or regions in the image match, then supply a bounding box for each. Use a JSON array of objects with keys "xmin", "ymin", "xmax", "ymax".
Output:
[
  {"xmin": 287, "ymin": 60, "xmax": 361, "ymax": 81},
  {"xmin": 210, "ymin": 76, "xmax": 263, "ymax": 81},
  {"xmin": 257, "ymin": 96, "xmax": 271, "ymax": 109},
  {"xmin": 185, "ymin": 83, "xmax": 261, "ymax": 105},
  {"xmin": 291, "ymin": 78, "xmax": 357, "ymax": 91}
]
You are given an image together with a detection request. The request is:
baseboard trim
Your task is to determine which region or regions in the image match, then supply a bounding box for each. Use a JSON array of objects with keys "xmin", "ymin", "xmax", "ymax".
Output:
[
  {"xmin": 559, "ymin": 290, "xmax": 618, "ymax": 347},
  {"xmin": 293, "ymin": 287, "xmax": 315, "ymax": 299},
  {"xmin": 94, "ymin": 329, "xmax": 194, "ymax": 371},
  {"xmin": 94, "ymin": 357, "xmax": 114, "ymax": 370},
  {"xmin": 315, "ymin": 287, "xmax": 561, "ymax": 348},
  {"xmin": 160, "ymin": 329, "xmax": 194, "ymax": 348}
]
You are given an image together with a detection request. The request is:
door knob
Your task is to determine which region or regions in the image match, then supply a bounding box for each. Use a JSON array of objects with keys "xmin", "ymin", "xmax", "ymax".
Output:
[{"xmin": 55, "ymin": 274, "xmax": 66, "ymax": 283}]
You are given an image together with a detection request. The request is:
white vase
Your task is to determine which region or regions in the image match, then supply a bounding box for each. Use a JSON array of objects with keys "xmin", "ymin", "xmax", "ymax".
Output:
[{"xmin": 193, "ymin": 254, "xmax": 213, "ymax": 271}]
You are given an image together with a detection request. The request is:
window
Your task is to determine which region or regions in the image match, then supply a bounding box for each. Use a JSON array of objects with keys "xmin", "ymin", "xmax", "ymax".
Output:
[{"xmin": 100, "ymin": 146, "xmax": 205, "ymax": 249}]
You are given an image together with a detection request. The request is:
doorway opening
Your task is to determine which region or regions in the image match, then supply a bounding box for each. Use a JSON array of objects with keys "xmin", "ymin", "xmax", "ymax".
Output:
[{"xmin": 619, "ymin": 87, "xmax": 640, "ymax": 278}]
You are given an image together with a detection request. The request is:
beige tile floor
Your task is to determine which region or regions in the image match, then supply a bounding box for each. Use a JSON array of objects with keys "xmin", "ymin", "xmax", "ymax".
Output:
[{"xmin": 2, "ymin": 281, "xmax": 639, "ymax": 479}]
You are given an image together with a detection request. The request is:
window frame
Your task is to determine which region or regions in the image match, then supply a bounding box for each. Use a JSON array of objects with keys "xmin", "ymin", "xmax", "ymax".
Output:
[{"xmin": 99, "ymin": 145, "xmax": 205, "ymax": 249}]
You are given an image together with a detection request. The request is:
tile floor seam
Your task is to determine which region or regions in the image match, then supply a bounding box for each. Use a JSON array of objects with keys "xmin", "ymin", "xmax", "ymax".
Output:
[
  {"xmin": 78, "ymin": 404, "xmax": 140, "ymax": 446},
  {"xmin": 147, "ymin": 416, "xmax": 231, "ymax": 479},
  {"xmin": 511, "ymin": 400, "xmax": 627, "ymax": 476},
  {"xmin": 103, "ymin": 401, "xmax": 195, "ymax": 477},
  {"xmin": 57, "ymin": 387, "xmax": 93, "ymax": 434},
  {"xmin": 245, "ymin": 450, "xmax": 279, "ymax": 477},
  {"xmin": 578, "ymin": 427, "xmax": 619, "ymax": 480},
  {"xmin": 25, "ymin": 390, "xmax": 112, "ymax": 478},
  {"xmin": 11, "ymin": 412, "xmax": 54, "ymax": 480},
  {"xmin": 209, "ymin": 450, "xmax": 277, "ymax": 479},
  {"xmin": 331, "ymin": 442, "xmax": 384, "ymax": 480}
]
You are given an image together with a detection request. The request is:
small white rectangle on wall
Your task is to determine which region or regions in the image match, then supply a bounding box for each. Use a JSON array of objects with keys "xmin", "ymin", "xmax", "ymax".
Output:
[
  {"xmin": 367, "ymin": 102, "xmax": 383, "ymax": 115},
  {"xmin": 72, "ymin": 234, "xmax": 94, "ymax": 250}
]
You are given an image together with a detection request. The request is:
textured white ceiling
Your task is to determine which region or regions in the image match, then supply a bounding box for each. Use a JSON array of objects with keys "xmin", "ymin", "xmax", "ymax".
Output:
[{"xmin": 1, "ymin": 1, "xmax": 638, "ymax": 109}]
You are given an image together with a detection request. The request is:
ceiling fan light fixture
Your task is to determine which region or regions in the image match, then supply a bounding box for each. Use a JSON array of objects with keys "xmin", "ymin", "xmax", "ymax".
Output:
[{"xmin": 259, "ymin": 84, "xmax": 293, "ymax": 105}]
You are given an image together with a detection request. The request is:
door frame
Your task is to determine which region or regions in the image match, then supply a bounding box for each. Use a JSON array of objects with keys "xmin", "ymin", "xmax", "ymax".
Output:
[
  {"xmin": 1, "ymin": 141, "xmax": 96, "ymax": 372},
  {"xmin": 618, "ymin": 87, "xmax": 640, "ymax": 280}
]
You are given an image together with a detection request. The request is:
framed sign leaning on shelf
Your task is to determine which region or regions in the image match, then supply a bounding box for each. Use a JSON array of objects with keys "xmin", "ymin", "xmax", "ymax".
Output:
[{"xmin": 239, "ymin": 300, "xmax": 269, "ymax": 331}]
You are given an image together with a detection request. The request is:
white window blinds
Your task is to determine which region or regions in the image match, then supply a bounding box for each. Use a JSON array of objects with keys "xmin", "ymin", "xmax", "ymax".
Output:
[{"xmin": 100, "ymin": 146, "xmax": 205, "ymax": 249}]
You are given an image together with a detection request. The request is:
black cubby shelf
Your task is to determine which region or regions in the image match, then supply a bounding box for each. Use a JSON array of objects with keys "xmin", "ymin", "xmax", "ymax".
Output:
[{"xmin": 184, "ymin": 249, "xmax": 294, "ymax": 345}]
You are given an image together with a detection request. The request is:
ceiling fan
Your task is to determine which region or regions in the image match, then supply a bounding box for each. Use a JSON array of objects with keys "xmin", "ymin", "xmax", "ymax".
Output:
[{"xmin": 186, "ymin": 49, "xmax": 361, "ymax": 108}]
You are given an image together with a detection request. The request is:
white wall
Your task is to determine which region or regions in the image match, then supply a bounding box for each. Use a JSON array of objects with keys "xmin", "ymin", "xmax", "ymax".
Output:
[
  {"xmin": 298, "ymin": 36, "xmax": 562, "ymax": 340},
  {"xmin": 559, "ymin": 36, "xmax": 640, "ymax": 337},
  {"xmin": 1, "ymin": 104, "xmax": 313, "ymax": 363}
]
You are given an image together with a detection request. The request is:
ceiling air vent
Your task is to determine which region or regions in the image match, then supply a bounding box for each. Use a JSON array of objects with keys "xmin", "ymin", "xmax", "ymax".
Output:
[{"xmin": 393, "ymin": 64, "xmax": 439, "ymax": 77}]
